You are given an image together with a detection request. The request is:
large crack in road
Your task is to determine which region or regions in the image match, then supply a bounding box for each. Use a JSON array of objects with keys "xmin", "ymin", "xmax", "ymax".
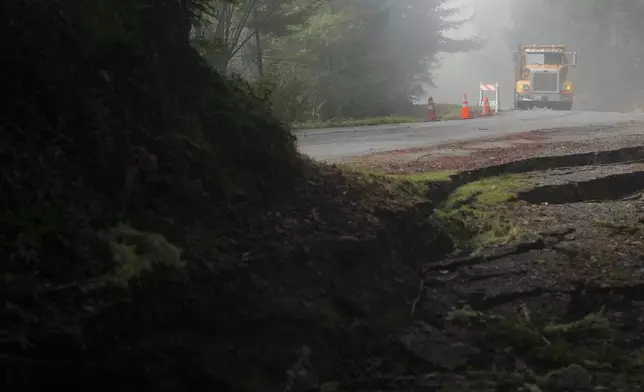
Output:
[{"xmin": 342, "ymin": 142, "xmax": 644, "ymax": 391}]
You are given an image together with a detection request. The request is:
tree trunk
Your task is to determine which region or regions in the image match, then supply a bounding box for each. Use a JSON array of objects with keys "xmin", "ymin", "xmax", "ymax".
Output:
[{"xmin": 255, "ymin": 30, "xmax": 264, "ymax": 78}]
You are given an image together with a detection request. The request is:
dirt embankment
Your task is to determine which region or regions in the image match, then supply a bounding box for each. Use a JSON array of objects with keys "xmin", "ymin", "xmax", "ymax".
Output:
[
  {"xmin": 1, "ymin": 2, "xmax": 456, "ymax": 390},
  {"xmin": 2, "ymin": 1, "xmax": 471, "ymax": 390}
]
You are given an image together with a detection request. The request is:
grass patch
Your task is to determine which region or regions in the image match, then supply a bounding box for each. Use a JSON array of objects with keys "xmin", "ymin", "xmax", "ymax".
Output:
[
  {"xmin": 292, "ymin": 103, "xmax": 466, "ymax": 130},
  {"xmin": 104, "ymin": 224, "xmax": 185, "ymax": 287},
  {"xmin": 293, "ymin": 115, "xmax": 423, "ymax": 130},
  {"xmin": 383, "ymin": 170, "xmax": 456, "ymax": 196},
  {"xmin": 445, "ymin": 174, "xmax": 529, "ymax": 208},
  {"xmin": 437, "ymin": 104, "xmax": 481, "ymax": 121},
  {"xmin": 332, "ymin": 165, "xmax": 455, "ymax": 201},
  {"xmin": 447, "ymin": 306, "xmax": 632, "ymax": 384},
  {"xmin": 385, "ymin": 170, "xmax": 456, "ymax": 183},
  {"xmin": 436, "ymin": 174, "xmax": 533, "ymax": 249},
  {"xmin": 440, "ymin": 105, "xmax": 465, "ymax": 121},
  {"xmin": 330, "ymin": 170, "xmax": 533, "ymax": 249},
  {"xmin": 328, "ymin": 168, "xmax": 535, "ymax": 250}
]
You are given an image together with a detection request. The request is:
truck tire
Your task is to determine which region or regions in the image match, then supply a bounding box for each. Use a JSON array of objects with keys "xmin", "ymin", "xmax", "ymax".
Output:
[
  {"xmin": 514, "ymin": 94, "xmax": 525, "ymax": 110},
  {"xmin": 516, "ymin": 101, "xmax": 529, "ymax": 110},
  {"xmin": 551, "ymin": 102, "xmax": 573, "ymax": 111}
]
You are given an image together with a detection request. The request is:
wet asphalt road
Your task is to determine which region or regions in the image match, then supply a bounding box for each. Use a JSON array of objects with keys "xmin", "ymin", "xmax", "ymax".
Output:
[{"xmin": 296, "ymin": 109, "xmax": 644, "ymax": 162}]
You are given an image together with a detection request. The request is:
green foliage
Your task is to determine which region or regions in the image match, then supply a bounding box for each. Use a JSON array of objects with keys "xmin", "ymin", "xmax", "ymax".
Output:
[
  {"xmin": 262, "ymin": 0, "xmax": 481, "ymax": 122},
  {"xmin": 104, "ymin": 224, "xmax": 185, "ymax": 287},
  {"xmin": 194, "ymin": 0, "xmax": 480, "ymax": 122},
  {"xmin": 191, "ymin": 0, "xmax": 311, "ymax": 73},
  {"xmin": 387, "ymin": 170, "xmax": 456, "ymax": 183},
  {"xmin": 293, "ymin": 115, "xmax": 423, "ymax": 129},
  {"xmin": 444, "ymin": 175, "xmax": 529, "ymax": 208},
  {"xmin": 449, "ymin": 306, "xmax": 618, "ymax": 372}
]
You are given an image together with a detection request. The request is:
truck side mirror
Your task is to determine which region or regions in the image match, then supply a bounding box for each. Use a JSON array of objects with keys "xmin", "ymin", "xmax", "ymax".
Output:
[{"xmin": 571, "ymin": 52, "xmax": 578, "ymax": 67}]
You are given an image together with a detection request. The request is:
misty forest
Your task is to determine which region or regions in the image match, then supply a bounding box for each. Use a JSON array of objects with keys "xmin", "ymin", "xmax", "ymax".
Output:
[
  {"xmin": 4, "ymin": 0, "xmax": 644, "ymax": 391},
  {"xmin": 192, "ymin": 0, "xmax": 480, "ymax": 121}
]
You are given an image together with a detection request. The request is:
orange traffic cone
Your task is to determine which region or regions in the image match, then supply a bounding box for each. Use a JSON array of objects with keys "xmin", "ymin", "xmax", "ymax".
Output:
[
  {"xmin": 427, "ymin": 96, "xmax": 438, "ymax": 121},
  {"xmin": 481, "ymin": 97, "xmax": 492, "ymax": 116},
  {"xmin": 461, "ymin": 94, "xmax": 472, "ymax": 120}
]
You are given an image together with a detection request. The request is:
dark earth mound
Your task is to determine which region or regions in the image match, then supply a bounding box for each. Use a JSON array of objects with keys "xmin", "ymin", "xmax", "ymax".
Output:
[{"xmin": 1, "ymin": 2, "xmax": 453, "ymax": 390}]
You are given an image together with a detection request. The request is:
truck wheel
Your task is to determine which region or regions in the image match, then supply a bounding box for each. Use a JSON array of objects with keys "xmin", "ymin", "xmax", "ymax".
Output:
[
  {"xmin": 514, "ymin": 95, "xmax": 526, "ymax": 110},
  {"xmin": 551, "ymin": 102, "xmax": 573, "ymax": 111}
]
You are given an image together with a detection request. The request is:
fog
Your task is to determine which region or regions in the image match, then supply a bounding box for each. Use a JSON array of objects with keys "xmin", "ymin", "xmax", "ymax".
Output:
[
  {"xmin": 430, "ymin": 0, "xmax": 513, "ymax": 108},
  {"xmin": 200, "ymin": 0, "xmax": 644, "ymax": 121},
  {"xmin": 431, "ymin": 0, "xmax": 644, "ymax": 111}
]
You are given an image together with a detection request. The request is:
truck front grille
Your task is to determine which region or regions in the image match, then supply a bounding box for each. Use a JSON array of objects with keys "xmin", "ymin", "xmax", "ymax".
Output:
[{"xmin": 532, "ymin": 73, "xmax": 558, "ymax": 92}]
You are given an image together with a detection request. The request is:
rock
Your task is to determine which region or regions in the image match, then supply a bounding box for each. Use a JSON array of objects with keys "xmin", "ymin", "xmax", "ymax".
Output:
[{"xmin": 397, "ymin": 321, "xmax": 479, "ymax": 370}]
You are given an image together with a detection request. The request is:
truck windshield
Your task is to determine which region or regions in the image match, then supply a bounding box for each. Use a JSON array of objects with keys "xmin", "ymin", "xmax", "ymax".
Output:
[{"xmin": 526, "ymin": 53, "xmax": 563, "ymax": 65}]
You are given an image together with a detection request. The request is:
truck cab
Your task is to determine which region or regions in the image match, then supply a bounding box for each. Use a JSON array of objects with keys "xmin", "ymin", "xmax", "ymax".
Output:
[{"xmin": 514, "ymin": 44, "xmax": 578, "ymax": 111}]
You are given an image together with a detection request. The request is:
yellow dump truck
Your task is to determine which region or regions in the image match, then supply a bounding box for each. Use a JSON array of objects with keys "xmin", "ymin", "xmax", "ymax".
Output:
[{"xmin": 513, "ymin": 44, "xmax": 578, "ymax": 111}]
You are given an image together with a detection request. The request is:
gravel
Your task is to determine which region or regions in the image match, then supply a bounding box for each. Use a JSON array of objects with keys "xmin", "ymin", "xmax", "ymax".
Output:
[
  {"xmin": 528, "ymin": 163, "xmax": 644, "ymax": 186},
  {"xmin": 349, "ymin": 130, "xmax": 644, "ymax": 173}
]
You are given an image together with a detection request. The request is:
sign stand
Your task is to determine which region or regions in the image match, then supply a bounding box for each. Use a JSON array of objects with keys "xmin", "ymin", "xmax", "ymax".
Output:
[{"xmin": 479, "ymin": 82, "xmax": 500, "ymax": 113}]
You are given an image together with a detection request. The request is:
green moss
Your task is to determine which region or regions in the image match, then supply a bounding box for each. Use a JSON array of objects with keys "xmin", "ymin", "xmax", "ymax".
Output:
[
  {"xmin": 446, "ymin": 305, "xmax": 489, "ymax": 322},
  {"xmin": 103, "ymin": 224, "xmax": 185, "ymax": 287},
  {"xmin": 436, "ymin": 174, "xmax": 533, "ymax": 249},
  {"xmin": 380, "ymin": 170, "xmax": 454, "ymax": 197},
  {"xmin": 331, "ymin": 166, "xmax": 453, "ymax": 200},
  {"xmin": 386, "ymin": 170, "xmax": 455, "ymax": 183},
  {"xmin": 293, "ymin": 115, "xmax": 423, "ymax": 130},
  {"xmin": 444, "ymin": 175, "xmax": 530, "ymax": 209},
  {"xmin": 292, "ymin": 103, "xmax": 474, "ymax": 129}
]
